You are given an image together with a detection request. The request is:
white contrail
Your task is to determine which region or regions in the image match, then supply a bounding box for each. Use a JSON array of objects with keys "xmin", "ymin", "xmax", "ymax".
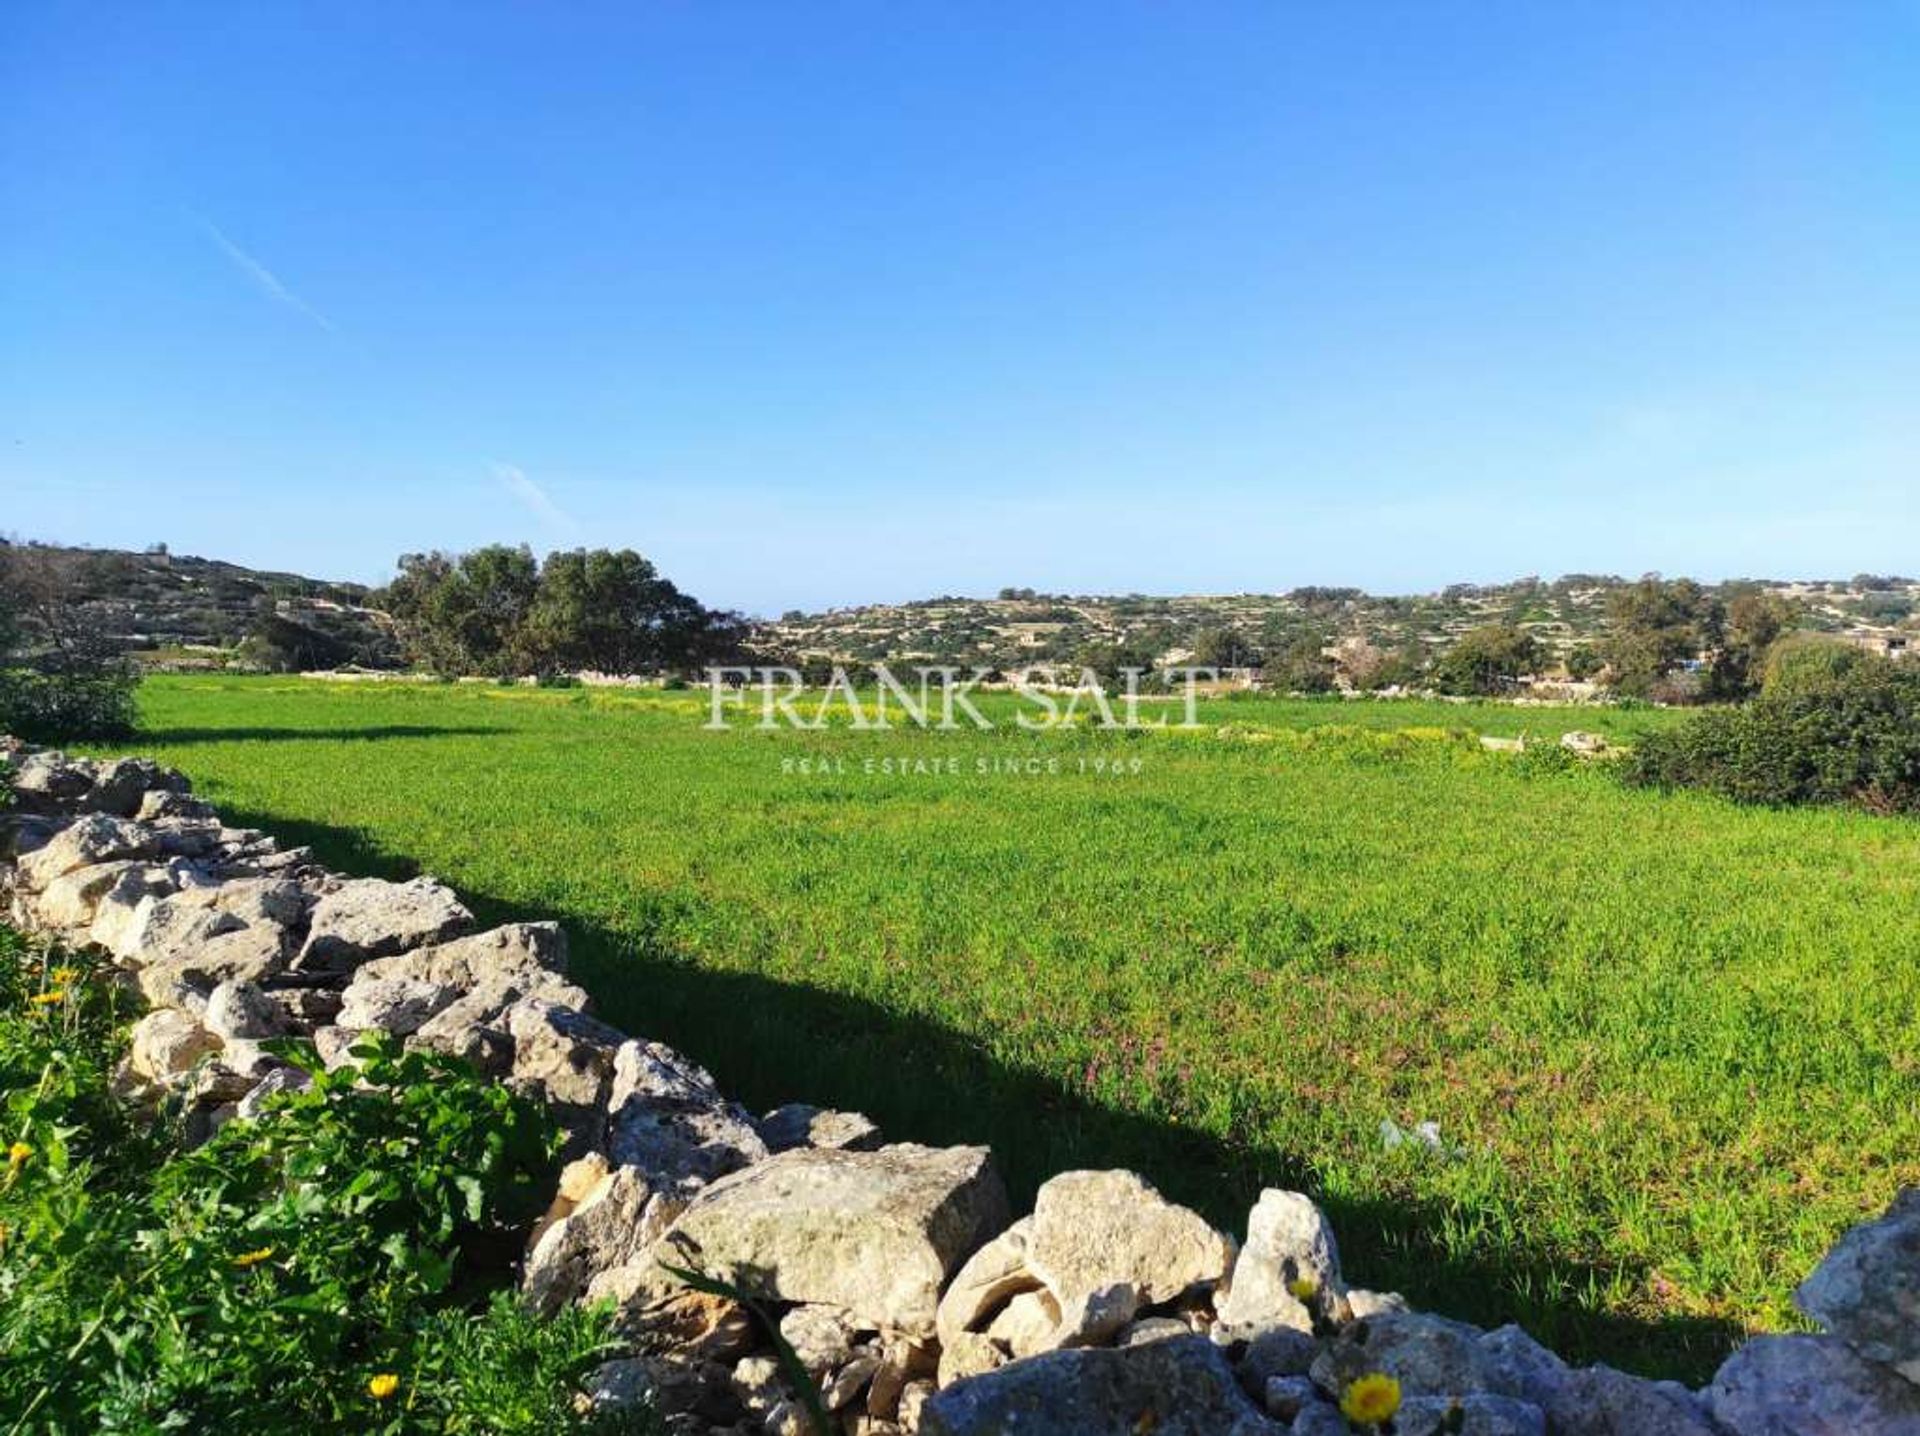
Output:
[
  {"xmin": 493, "ymin": 463, "xmax": 581, "ymax": 538},
  {"xmin": 196, "ymin": 215, "xmax": 336, "ymax": 333}
]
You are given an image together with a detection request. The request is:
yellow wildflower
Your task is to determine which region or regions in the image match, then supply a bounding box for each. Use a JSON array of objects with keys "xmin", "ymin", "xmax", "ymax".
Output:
[
  {"xmin": 368, "ymin": 1373, "xmax": 400, "ymax": 1401},
  {"xmin": 28, "ymin": 990, "xmax": 66, "ymax": 1006},
  {"xmin": 231, "ymin": 1246, "xmax": 277, "ymax": 1269},
  {"xmin": 49, "ymin": 967, "xmax": 80, "ymax": 985},
  {"xmin": 1340, "ymin": 1372, "xmax": 1402, "ymax": 1426},
  {"xmin": 1288, "ymin": 1276, "xmax": 1320, "ymax": 1303},
  {"xmin": 7, "ymin": 1142, "xmax": 30, "ymax": 1167}
]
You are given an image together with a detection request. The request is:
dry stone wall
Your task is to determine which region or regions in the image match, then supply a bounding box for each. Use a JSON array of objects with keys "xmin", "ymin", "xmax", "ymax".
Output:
[{"xmin": 4, "ymin": 736, "xmax": 1918, "ymax": 1435}]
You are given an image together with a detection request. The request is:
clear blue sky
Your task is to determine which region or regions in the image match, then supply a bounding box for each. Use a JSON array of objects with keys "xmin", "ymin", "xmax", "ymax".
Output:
[{"xmin": 4, "ymin": 3, "xmax": 1916, "ymax": 616}]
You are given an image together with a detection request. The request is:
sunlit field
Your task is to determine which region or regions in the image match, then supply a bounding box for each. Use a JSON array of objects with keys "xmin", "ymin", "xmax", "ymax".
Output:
[{"xmin": 89, "ymin": 675, "xmax": 1920, "ymax": 1381}]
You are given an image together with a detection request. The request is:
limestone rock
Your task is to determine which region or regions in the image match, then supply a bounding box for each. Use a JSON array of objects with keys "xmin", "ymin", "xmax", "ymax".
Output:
[
  {"xmin": 580, "ymin": 1355, "xmax": 736, "ymax": 1423},
  {"xmin": 780, "ymin": 1304, "xmax": 860, "ymax": 1375},
  {"xmin": 135, "ymin": 925, "xmax": 290, "ymax": 1011},
  {"xmin": 1794, "ymin": 1187, "xmax": 1920, "ymax": 1381},
  {"xmin": 203, "ymin": 979, "xmax": 295, "ymax": 1041},
  {"xmin": 935, "ymin": 1216, "xmax": 1041, "ymax": 1348},
  {"xmin": 825, "ymin": 1351, "xmax": 884, "ymax": 1411},
  {"xmin": 10, "ymin": 750, "xmax": 95, "ymax": 805},
  {"xmin": 1216, "ymin": 1189, "xmax": 1344, "ymax": 1335},
  {"xmin": 523, "ymin": 1163, "xmax": 684, "ymax": 1316},
  {"xmin": 355, "ymin": 921, "xmax": 569, "ymax": 988},
  {"xmin": 505, "ymin": 999, "xmax": 625, "ymax": 1156},
  {"xmin": 1544, "ymin": 1365, "xmax": 1721, "ymax": 1436},
  {"xmin": 1708, "ymin": 1333, "xmax": 1920, "ymax": 1435},
  {"xmin": 80, "ymin": 757, "xmax": 187, "ymax": 817},
  {"xmin": 35, "ymin": 860, "xmax": 147, "ymax": 929},
  {"xmin": 1027, "ymin": 1169, "xmax": 1233, "ymax": 1309},
  {"xmin": 1119, "ymin": 1316, "xmax": 1194, "ymax": 1347},
  {"xmin": 897, "ymin": 1382, "xmax": 935, "ymax": 1431},
  {"xmin": 657, "ymin": 1143, "xmax": 1008, "ymax": 1337},
  {"xmin": 1397, "ymin": 1394, "xmax": 1546, "ymax": 1436},
  {"xmin": 86, "ymin": 864, "xmax": 185, "ymax": 951},
  {"xmin": 936, "ymin": 1331, "xmax": 1007, "ymax": 1388},
  {"xmin": 607, "ymin": 1039, "xmax": 769, "ymax": 1195},
  {"xmin": 407, "ymin": 989, "xmax": 522, "ymax": 1074},
  {"xmin": 760, "ymin": 1103, "xmax": 884, "ymax": 1154},
  {"xmin": 19, "ymin": 814, "xmax": 159, "ymax": 889},
  {"xmin": 235, "ymin": 1065, "xmax": 313, "ymax": 1119},
  {"xmin": 985, "ymin": 1289, "xmax": 1061, "ymax": 1356},
  {"xmin": 337, "ymin": 976, "xmax": 461, "ymax": 1036},
  {"xmin": 1348, "ymin": 1288, "xmax": 1411, "ymax": 1319},
  {"xmin": 129, "ymin": 1008, "xmax": 221, "ymax": 1084},
  {"xmin": 1311, "ymin": 1312, "xmax": 1496, "ymax": 1401},
  {"xmin": 136, "ymin": 789, "xmax": 216, "ymax": 822},
  {"xmin": 1262, "ymin": 1374, "xmax": 1322, "ymax": 1422},
  {"xmin": 1237, "ymin": 1326, "xmax": 1319, "ymax": 1399},
  {"xmin": 920, "ymin": 1335, "xmax": 1280, "ymax": 1436},
  {"xmin": 295, "ymin": 876, "xmax": 473, "ymax": 971}
]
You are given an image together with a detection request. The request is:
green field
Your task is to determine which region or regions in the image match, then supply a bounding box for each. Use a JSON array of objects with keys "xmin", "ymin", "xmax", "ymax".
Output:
[{"xmin": 87, "ymin": 675, "xmax": 1920, "ymax": 1381}]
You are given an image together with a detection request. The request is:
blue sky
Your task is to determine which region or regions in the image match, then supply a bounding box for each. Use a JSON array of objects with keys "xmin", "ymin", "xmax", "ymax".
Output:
[{"xmin": 3, "ymin": 3, "xmax": 1916, "ymax": 616}]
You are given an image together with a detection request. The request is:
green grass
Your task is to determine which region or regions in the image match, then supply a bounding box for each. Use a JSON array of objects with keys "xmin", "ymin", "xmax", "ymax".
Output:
[{"xmin": 85, "ymin": 675, "xmax": 1920, "ymax": 1381}]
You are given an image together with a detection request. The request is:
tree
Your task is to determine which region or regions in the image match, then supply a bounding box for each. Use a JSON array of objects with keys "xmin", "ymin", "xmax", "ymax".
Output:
[
  {"xmin": 1430, "ymin": 624, "xmax": 1539, "ymax": 696},
  {"xmin": 522, "ymin": 549, "xmax": 670, "ymax": 673},
  {"xmin": 375, "ymin": 546, "xmax": 538, "ymax": 676},
  {"xmin": 1188, "ymin": 625, "xmax": 1258, "ymax": 669},
  {"xmin": 1709, "ymin": 588, "xmax": 1800, "ymax": 699},
  {"xmin": 1261, "ymin": 633, "xmax": 1335, "ymax": 693},
  {"xmin": 1564, "ymin": 643, "xmax": 1603, "ymax": 681},
  {"xmin": 0, "ymin": 544, "xmax": 139, "ymax": 740},
  {"xmin": 374, "ymin": 545, "xmax": 741, "ymax": 678},
  {"xmin": 1602, "ymin": 577, "xmax": 1720, "ymax": 697}
]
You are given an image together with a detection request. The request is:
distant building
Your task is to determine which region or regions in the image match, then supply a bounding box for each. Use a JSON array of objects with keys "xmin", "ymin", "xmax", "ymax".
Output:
[{"xmin": 1840, "ymin": 629, "xmax": 1912, "ymax": 660}]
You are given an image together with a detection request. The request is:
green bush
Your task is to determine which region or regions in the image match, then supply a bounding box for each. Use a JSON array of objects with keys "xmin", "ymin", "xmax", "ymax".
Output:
[
  {"xmin": 0, "ymin": 934, "xmax": 621, "ymax": 1433},
  {"xmin": 1627, "ymin": 655, "xmax": 1920, "ymax": 814},
  {"xmin": 0, "ymin": 665, "xmax": 140, "ymax": 742}
]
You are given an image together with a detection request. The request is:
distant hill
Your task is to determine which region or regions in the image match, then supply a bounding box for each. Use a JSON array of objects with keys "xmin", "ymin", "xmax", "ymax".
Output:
[
  {"xmin": 0, "ymin": 542, "xmax": 398, "ymax": 668},
  {"xmin": 8, "ymin": 542, "xmax": 1915, "ymax": 682},
  {"xmin": 759, "ymin": 574, "xmax": 1918, "ymax": 675}
]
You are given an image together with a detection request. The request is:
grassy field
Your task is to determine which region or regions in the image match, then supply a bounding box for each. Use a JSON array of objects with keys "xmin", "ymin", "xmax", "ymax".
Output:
[{"xmin": 84, "ymin": 675, "xmax": 1920, "ymax": 1381}]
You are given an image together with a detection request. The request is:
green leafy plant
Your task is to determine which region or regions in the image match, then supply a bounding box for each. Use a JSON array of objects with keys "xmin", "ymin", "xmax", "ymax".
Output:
[{"xmin": 0, "ymin": 966, "xmax": 616, "ymax": 1435}]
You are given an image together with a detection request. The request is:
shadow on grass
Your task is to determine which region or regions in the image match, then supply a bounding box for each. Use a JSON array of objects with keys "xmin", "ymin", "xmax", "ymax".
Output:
[
  {"xmin": 220, "ymin": 802, "xmax": 1746, "ymax": 1385},
  {"xmin": 139, "ymin": 725, "xmax": 509, "ymax": 745}
]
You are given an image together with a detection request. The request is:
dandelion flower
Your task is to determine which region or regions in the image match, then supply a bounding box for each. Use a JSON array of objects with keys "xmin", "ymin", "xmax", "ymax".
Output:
[
  {"xmin": 368, "ymin": 1373, "xmax": 400, "ymax": 1401},
  {"xmin": 28, "ymin": 990, "xmax": 66, "ymax": 1006},
  {"xmin": 6, "ymin": 1142, "xmax": 30, "ymax": 1167},
  {"xmin": 50, "ymin": 967, "xmax": 80, "ymax": 984},
  {"xmin": 231, "ymin": 1246, "xmax": 276, "ymax": 1268},
  {"xmin": 1340, "ymin": 1372, "xmax": 1402, "ymax": 1426}
]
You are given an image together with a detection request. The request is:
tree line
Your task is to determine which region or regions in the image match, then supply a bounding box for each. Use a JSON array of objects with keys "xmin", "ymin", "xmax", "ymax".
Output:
[
  {"xmin": 1096, "ymin": 576, "xmax": 1810, "ymax": 700},
  {"xmin": 373, "ymin": 545, "xmax": 748, "ymax": 679}
]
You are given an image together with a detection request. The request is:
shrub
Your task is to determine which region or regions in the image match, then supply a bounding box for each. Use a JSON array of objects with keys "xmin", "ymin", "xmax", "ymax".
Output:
[
  {"xmin": 0, "ymin": 664, "xmax": 140, "ymax": 742},
  {"xmin": 0, "ymin": 945, "xmax": 618, "ymax": 1433},
  {"xmin": 1627, "ymin": 655, "xmax": 1920, "ymax": 814}
]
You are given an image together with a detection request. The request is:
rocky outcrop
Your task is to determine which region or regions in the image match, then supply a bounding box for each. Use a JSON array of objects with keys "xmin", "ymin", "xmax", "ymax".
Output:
[{"xmin": 9, "ymin": 738, "xmax": 1920, "ymax": 1436}]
